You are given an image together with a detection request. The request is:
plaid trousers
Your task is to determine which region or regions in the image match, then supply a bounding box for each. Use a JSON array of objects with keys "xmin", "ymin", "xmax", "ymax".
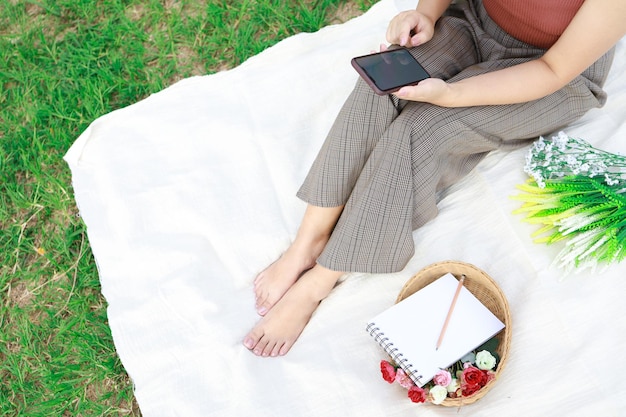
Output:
[{"xmin": 297, "ymin": 0, "xmax": 615, "ymax": 273}]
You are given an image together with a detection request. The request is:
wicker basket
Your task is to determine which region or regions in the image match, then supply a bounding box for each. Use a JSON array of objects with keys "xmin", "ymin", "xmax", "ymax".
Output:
[{"xmin": 396, "ymin": 261, "xmax": 511, "ymax": 406}]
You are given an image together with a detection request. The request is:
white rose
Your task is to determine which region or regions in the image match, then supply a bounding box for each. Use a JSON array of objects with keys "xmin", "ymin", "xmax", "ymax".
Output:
[
  {"xmin": 429, "ymin": 385, "xmax": 448, "ymax": 405},
  {"xmin": 475, "ymin": 350, "xmax": 496, "ymax": 371},
  {"xmin": 446, "ymin": 378, "xmax": 460, "ymax": 394}
]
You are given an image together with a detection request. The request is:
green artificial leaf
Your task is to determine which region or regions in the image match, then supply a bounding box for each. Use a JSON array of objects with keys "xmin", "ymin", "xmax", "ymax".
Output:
[
  {"xmin": 476, "ymin": 336, "xmax": 499, "ymax": 354},
  {"xmin": 492, "ymin": 351, "xmax": 501, "ymax": 367}
]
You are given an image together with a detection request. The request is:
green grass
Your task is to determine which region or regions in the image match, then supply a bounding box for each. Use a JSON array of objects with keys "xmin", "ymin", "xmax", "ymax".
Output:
[{"xmin": 0, "ymin": 0, "xmax": 376, "ymax": 415}]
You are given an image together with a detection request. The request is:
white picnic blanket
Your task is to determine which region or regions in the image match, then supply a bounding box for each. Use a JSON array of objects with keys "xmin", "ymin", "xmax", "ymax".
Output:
[{"xmin": 64, "ymin": 0, "xmax": 626, "ymax": 415}]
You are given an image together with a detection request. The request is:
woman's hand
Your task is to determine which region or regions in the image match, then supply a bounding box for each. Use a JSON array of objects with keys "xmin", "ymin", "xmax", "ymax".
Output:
[
  {"xmin": 386, "ymin": 10, "xmax": 436, "ymax": 47},
  {"xmin": 394, "ymin": 78, "xmax": 455, "ymax": 107}
]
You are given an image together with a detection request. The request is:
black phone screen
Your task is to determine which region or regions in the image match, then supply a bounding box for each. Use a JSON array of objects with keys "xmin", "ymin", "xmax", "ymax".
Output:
[{"xmin": 352, "ymin": 48, "xmax": 430, "ymax": 93}]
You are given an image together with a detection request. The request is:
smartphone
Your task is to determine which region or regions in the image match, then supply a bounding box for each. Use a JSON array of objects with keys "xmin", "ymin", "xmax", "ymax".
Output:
[{"xmin": 351, "ymin": 48, "xmax": 430, "ymax": 95}]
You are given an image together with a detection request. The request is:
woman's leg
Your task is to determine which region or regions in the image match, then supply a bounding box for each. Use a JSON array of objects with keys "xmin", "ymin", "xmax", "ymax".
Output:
[
  {"xmin": 297, "ymin": 13, "xmax": 480, "ymax": 209},
  {"xmin": 253, "ymin": 204, "xmax": 343, "ymax": 316},
  {"xmin": 242, "ymin": 10, "xmax": 484, "ymax": 356},
  {"xmin": 315, "ymin": 66, "xmax": 609, "ymax": 274}
]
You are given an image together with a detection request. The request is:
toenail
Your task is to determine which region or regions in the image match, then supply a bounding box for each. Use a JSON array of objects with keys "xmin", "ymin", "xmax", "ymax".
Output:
[
  {"xmin": 244, "ymin": 338, "xmax": 254, "ymax": 349},
  {"xmin": 257, "ymin": 306, "xmax": 267, "ymax": 315}
]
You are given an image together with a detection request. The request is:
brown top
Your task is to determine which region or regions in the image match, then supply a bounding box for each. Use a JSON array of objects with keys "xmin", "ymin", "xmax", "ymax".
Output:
[{"xmin": 483, "ymin": 0, "xmax": 585, "ymax": 49}]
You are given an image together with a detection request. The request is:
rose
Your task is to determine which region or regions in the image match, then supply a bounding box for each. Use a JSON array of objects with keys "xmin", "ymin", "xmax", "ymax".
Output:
[
  {"xmin": 475, "ymin": 350, "xmax": 496, "ymax": 371},
  {"xmin": 461, "ymin": 380, "xmax": 482, "ymax": 397},
  {"xmin": 429, "ymin": 385, "xmax": 448, "ymax": 405},
  {"xmin": 407, "ymin": 386, "xmax": 427, "ymax": 403},
  {"xmin": 461, "ymin": 367, "xmax": 487, "ymax": 390},
  {"xmin": 432, "ymin": 370, "xmax": 452, "ymax": 387},
  {"xmin": 395, "ymin": 368, "xmax": 414, "ymax": 389},
  {"xmin": 461, "ymin": 366, "xmax": 488, "ymax": 396},
  {"xmin": 446, "ymin": 378, "xmax": 460, "ymax": 394},
  {"xmin": 380, "ymin": 360, "xmax": 397, "ymax": 383}
]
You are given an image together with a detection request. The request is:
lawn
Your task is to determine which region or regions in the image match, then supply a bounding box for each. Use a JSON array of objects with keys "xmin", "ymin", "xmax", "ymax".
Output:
[{"xmin": 0, "ymin": 0, "xmax": 376, "ymax": 415}]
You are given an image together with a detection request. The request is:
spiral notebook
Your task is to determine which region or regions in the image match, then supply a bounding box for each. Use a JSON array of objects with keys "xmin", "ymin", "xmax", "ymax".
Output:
[{"xmin": 366, "ymin": 273, "xmax": 505, "ymax": 387}]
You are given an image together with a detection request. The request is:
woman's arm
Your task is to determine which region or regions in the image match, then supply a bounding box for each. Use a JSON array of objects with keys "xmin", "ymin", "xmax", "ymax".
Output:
[
  {"xmin": 386, "ymin": 0, "xmax": 453, "ymax": 47},
  {"xmin": 396, "ymin": 0, "xmax": 626, "ymax": 107}
]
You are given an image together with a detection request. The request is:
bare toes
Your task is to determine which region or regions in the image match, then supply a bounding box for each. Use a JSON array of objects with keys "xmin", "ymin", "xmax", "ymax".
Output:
[
  {"xmin": 270, "ymin": 343, "xmax": 283, "ymax": 357},
  {"xmin": 253, "ymin": 337, "xmax": 270, "ymax": 356},
  {"xmin": 279, "ymin": 340, "xmax": 294, "ymax": 356},
  {"xmin": 256, "ymin": 300, "xmax": 271, "ymax": 316},
  {"xmin": 243, "ymin": 328, "xmax": 263, "ymax": 351},
  {"xmin": 261, "ymin": 340, "xmax": 277, "ymax": 357},
  {"xmin": 253, "ymin": 269, "xmax": 267, "ymax": 286}
]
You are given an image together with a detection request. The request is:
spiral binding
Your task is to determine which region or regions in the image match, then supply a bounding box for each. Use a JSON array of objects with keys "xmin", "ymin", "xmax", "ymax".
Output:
[{"xmin": 366, "ymin": 322, "xmax": 424, "ymax": 386}]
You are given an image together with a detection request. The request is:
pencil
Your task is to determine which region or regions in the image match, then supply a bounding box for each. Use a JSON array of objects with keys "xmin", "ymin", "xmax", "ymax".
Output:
[{"xmin": 436, "ymin": 274, "xmax": 466, "ymax": 350}]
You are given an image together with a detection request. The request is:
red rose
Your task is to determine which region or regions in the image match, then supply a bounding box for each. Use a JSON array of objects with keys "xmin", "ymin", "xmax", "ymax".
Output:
[
  {"xmin": 461, "ymin": 380, "xmax": 482, "ymax": 397},
  {"xmin": 461, "ymin": 366, "xmax": 488, "ymax": 396},
  {"xmin": 380, "ymin": 360, "xmax": 397, "ymax": 383},
  {"xmin": 407, "ymin": 386, "xmax": 427, "ymax": 403}
]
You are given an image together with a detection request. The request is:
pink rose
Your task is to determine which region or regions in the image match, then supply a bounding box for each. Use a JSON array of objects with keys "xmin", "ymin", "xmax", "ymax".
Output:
[
  {"xmin": 395, "ymin": 368, "xmax": 414, "ymax": 389},
  {"xmin": 380, "ymin": 360, "xmax": 397, "ymax": 383},
  {"xmin": 433, "ymin": 369, "xmax": 452, "ymax": 387},
  {"xmin": 407, "ymin": 386, "xmax": 428, "ymax": 403},
  {"xmin": 461, "ymin": 366, "xmax": 488, "ymax": 397}
]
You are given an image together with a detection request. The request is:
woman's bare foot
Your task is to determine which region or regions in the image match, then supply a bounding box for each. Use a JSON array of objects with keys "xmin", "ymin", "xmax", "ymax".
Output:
[
  {"xmin": 253, "ymin": 205, "xmax": 344, "ymax": 316},
  {"xmin": 244, "ymin": 265, "xmax": 343, "ymax": 357},
  {"xmin": 254, "ymin": 238, "xmax": 327, "ymax": 316}
]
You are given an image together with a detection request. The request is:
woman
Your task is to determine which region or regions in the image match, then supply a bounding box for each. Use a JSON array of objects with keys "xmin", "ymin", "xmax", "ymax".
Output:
[{"xmin": 243, "ymin": 0, "xmax": 626, "ymax": 357}]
